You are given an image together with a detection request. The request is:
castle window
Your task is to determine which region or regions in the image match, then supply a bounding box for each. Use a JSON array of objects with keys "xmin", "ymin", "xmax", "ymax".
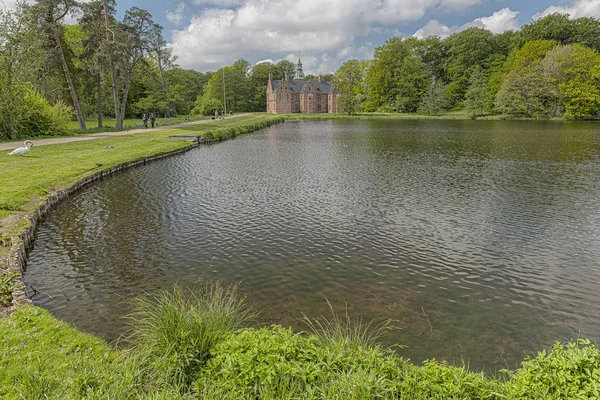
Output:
[{"xmin": 287, "ymin": 94, "xmax": 289, "ymax": 101}]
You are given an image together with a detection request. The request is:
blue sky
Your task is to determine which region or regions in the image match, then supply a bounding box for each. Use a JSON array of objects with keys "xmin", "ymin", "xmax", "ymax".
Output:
[{"xmin": 115, "ymin": 0, "xmax": 600, "ymax": 73}]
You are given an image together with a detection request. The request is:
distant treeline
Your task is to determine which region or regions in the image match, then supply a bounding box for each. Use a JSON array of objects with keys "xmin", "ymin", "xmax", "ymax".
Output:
[{"xmin": 332, "ymin": 14, "xmax": 600, "ymax": 119}]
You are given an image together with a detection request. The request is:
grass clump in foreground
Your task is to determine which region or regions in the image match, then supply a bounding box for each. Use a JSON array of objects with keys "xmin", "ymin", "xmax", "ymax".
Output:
[{"xmin": 2, "ymin": 283, "xmax": 600, "ymax": 399}]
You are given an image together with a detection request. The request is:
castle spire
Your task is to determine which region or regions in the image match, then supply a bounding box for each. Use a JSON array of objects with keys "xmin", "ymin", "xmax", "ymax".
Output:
[{"xmin": 293, "ymin": 52, "xmax": 305, "ymax": 80}]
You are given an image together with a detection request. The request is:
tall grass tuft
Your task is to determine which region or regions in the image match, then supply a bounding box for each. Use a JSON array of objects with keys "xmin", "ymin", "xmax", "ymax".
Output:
[
  {"xmin": 303, "ymin": 301, "xmax": 392, "ymax": 353},
  {"xmin": 124, "ymin": 281, "xmax": 251, "ymax": 390}
]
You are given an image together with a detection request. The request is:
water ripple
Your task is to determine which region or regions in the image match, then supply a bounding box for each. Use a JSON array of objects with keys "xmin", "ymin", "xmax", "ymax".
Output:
[{"xmin": 24, "ymin": 119, "xmax": 600, "ymax": 369}]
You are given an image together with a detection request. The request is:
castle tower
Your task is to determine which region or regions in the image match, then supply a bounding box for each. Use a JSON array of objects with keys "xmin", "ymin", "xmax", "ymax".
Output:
[{"xmin": 293, "ymin": 54, "xmax": 305, "ymax": 80}]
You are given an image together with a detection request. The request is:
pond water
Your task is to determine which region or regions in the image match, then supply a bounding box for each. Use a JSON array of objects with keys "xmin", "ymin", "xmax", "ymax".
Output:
[{"xmin": 24, "ymin": 119, "xmax": 600, "ymax": 370}]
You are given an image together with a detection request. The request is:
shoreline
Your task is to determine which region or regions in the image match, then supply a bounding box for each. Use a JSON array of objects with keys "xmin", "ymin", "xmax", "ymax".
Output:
[{"xmin": 0, "ymin": 114, "xmax": 283, "ymax": 313}]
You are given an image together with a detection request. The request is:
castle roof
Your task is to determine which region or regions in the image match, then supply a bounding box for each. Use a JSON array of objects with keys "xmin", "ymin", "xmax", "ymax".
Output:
[{"xmin": 270, "ymin": 79, "xmax": 336, "ymax": 94}]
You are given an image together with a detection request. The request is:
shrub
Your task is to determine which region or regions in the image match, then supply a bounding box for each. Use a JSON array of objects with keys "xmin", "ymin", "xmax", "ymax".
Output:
[
  {"xmin": 196, "ymin": 308, "xmax": 405, "ymax": 398},
  {"xmin": 394, "ymin": 360, "xmax": 504, "ymax": 399},
  {"xmin": 505, "ymin": 339, "xmax": 600, "ymax": 399},
  {"xmin": 18, "ymin": 91, "xmax": 72, "ymax": 138},
  {"xmin": 196, "ymin": 326, "xmax": 322, "ymax": 397}
]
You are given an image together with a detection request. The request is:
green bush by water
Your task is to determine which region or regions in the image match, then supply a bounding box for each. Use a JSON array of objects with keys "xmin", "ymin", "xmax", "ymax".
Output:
[{"xmin": 2, "ymin": 283, "xmax": 600, "ymax": 399}]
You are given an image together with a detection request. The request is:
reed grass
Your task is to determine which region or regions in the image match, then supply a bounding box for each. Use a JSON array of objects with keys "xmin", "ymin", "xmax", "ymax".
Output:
[
  {"xmin": 302, "ymin": 301, "xmax": 392, "ymax": 352},
  {"xmin": 124, "ymin": 282, "xmax": 252, "ymax": 390}
]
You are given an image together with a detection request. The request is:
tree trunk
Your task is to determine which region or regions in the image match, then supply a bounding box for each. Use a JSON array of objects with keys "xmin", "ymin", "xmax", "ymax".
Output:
[
  {"xmin": 157, "ymin": 56, "xmax": 169, "ymax": 118},
  {"xmin": 6, "ymin": 62, "xmax": 15, "ymax": 140},
  {"xmin": 97, "ymin": 72, "xmax": 103, "ymax": 128},
  {"xmin": 102, "ymin": 0, "xmax": 121, "ymax": 131},
  {"xmin": 116, "ymin": 69, "xmax": 134, "ymax": 130},
  {"xmin": 52, "ymin": 27, "xmax": 86, "ymax": 130}
]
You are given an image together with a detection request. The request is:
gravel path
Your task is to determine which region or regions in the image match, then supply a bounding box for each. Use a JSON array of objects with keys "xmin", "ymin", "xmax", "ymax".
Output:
[{"xmin": 0, "ymin": 113, "xmax": 251, "ymax": 151}]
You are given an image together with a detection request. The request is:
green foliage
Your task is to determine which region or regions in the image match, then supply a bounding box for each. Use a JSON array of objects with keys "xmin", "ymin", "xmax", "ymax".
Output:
[
  {"xmin": 444, "ymin": 28, "xmax": 500, "ymax": 106},
  {"xmin": 333, "ymin": 60, "xmax": 368, "ymax": 114},
  {"xmin": 514, "ymin": 13, "xmax": 600, "ymax": 52},
  {"xmin": 196, "ymin": 326, "xmax": 322, "ymax": 396},
  {"xmin": 543, "ymin": 44, "xmax": 600, "ymax": 119},
  {"xmin": 125, "ymin": 282, "xmax": 251, "ymax": 390},
  {"xmin": 512, "ymin": 39, "xmax": 558, "ymax": 69},
  {"xmin": 197, "ymin": 321, "xmax": 402, "ymax": 399},
  {"xmin": 495, "ymin": 66, "xmax": 553, "ymax": 117},
  {"xmin": 365, "ymin": 37, "xmax": 429, "ymax": 112},
  {"xmin": 0, "ymin": 84, "xmax": 72, "ymax": 140},
  {"xmin": 505, "ymin": 339, "xmax": 600, "ymax": 399},
  {"xmin": 2, "ymin": 293, "xmax": 600, "ymax": 398},
  {"xmin": 395, "ymin": 360, "xmax": 504, "ymax": 399},
  {"xmin": 192, "ymin": 96, "xmax": 223, "ymax": 116},
  {"xmin": 19, "ymin": 91, "xmax": 73, "ymax": 138}
]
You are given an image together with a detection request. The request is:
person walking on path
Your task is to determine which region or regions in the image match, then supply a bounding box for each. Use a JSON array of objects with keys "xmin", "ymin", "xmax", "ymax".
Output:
[
  {"xmin": 149, "ymin": 113, "xmax": 156, "ymax": 128},
  {"xmin": 142, "ymin": 113, "xmax": 148, "ymax": 129}
]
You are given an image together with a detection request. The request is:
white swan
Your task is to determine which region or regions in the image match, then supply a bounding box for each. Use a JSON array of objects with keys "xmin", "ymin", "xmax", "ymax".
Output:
[{"xmin": 8, "ymin": 141, "xmax": 34, "ymax": 156}]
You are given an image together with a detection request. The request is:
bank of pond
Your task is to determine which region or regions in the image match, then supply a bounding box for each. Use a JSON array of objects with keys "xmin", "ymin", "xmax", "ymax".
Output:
[{"xmin": 1, "ymin": 284, "xmax": 599, "ymax": 399}]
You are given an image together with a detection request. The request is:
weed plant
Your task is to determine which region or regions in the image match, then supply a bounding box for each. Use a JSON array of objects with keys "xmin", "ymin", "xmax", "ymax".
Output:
[{"xmin": 0, "ymin": 271, "xmax": 17, "ymax": 306}]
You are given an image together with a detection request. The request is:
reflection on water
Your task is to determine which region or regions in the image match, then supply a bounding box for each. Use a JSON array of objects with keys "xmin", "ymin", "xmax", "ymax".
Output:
[{"xmin": 25, "ymin": 119, "xmax": 600, "ymax": 370}]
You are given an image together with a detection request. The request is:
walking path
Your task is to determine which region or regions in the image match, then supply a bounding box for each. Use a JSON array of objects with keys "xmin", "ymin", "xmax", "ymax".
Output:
[{"xmin": 0, "ymin": 113, "xmax": 251, "ymax": 151}]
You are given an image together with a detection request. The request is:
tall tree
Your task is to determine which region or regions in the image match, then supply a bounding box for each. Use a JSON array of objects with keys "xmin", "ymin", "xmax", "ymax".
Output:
[
  {"xmin": 444, "ymin": 28, "xmax": 498, "ymax": 107},
  {"xmin": 464, "ymin": 67, "xmax": 490, "ymax": 117},
  {"xmin": 30, "ymin": 0, "xmax": 86, "ymax": 129},
  {"xmin": 0, "ymin": 3, "xmax": 41, "ymax": 139},
  {"xmin": 276, "ymin": 60, "xmax": 295, "ymax": 79},
  {"xmin": 333, "ymin": 60, "xmax": 368, "ymax": 114},
  {"xmin": 148, "ymin": 22, "xmax": 176, "ymax": 117},
  {"xmin": 80, "ymin": 0, "xmax": 113, "ymax": 127},
  {"xmin": 365, "ymin": 37, "xmax": 429, "ymax": 112},
  {"xmin": 102, "ymin": 4, "xmax": 156, "ymax": 131},
  {"xmin": 514, "ymin": 13, "xmax": 600, "ymax": 52},
  {"xmin": 419, "ymin": 78, "xmax": 448, "ymax": 116},
  {"xmin": 542, "ymin": 44, "xmax": 600, "ymax": 119},
  {"xmin": 249, "ymin": 61, "xmax": 279, "ymax": 111}
]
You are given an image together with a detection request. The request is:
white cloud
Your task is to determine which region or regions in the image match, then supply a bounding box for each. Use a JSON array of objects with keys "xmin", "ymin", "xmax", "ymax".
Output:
[
  {"xmin": 413, "ymin": 20, "xmax": 455, "ymax": 39},
  {"xmin": 533, "ymin": 0, "xmax": 600, "ymax": 20},
  {"xmin": 192, "ymin": 0, "xmax": 245, "ymax": 6},
  {"xmin": 167, "ymin": 2, "xmax": 187, "ymax": 25},
  {"xmin": 471, "ymin": 8, "xmax": 520, "ymax": 33},
  {"xmin": 413, "ymin": 8, "xmax": 520, "ymax": 39},
  {"xmin": 170, "ymin": 0, "xmax": 485, "ymax": 71}
]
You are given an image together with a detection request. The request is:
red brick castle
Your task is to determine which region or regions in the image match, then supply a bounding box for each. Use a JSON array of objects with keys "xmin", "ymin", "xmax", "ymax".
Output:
[{"xmin": 266, "ymin": 57, "xmax": 341, "ymax": 114}]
